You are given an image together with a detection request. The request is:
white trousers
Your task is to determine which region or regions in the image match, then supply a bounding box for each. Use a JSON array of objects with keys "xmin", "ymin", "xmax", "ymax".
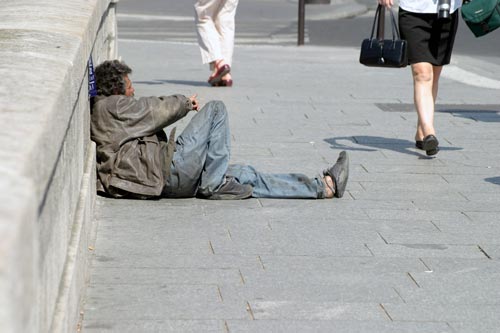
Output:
[{"xmin": 195, "ymin": 0, "xmax": 239, "ymax": 67}]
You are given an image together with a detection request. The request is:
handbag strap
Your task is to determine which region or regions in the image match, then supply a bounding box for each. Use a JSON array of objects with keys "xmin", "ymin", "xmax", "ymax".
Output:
[
  {"xmin": 369, "ymin": 5, "xmax": 382, "ymax": 39},
  {"xmin": 370, "ymin": 5, "xmax": 402, "ymax": 41},
  {"xmin": 388, "ymin": 8, "xmax": 402, "ymax": 41}
]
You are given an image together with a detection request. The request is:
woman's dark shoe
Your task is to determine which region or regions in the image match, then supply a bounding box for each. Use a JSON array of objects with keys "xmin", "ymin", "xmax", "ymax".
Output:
[
  {"xmin": 323, "ymin": 151, "xmax": 349, "ymax": 198},
  {"xmin": 208, "ymin": 64, "xmax": 230, "ymax": 86},
  {"xmin": 422, "ymin": 134, "xmax": 439, "ymax": 156},
  {"xmin": 415, "ymin": 140, "xmax": 424, "ymax": 150}
]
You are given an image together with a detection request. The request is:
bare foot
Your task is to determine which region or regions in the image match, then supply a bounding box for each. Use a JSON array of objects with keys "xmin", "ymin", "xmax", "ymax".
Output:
[
  {"xmin": 210, "ymin": 60, "xmax": 227, "ymax": 75},
  {"xmin": 323, "ymin": 175, "xmax": 335, "ymax": 199}
]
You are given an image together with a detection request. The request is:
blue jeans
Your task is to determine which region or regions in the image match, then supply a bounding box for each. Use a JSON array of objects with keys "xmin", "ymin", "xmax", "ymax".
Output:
[
  {"xmin": 227, "ymin": 165, "xmax": 325, "ymax": 199},
  {"xmin": 163, "ymin": 100, "xmax": 325, "ymax": 199},
  {"xmin": 163, "ymin": 100, "xmax": 230, "ymax": 197}
]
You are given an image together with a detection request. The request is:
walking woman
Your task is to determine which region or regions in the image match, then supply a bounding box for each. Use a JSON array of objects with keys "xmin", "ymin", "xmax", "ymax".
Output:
[
  {"xmin": 378, "ymin": 0, "xmax": 461, "ymax": 155},
  {"xmin": 195, "ymin": 0, "xmax": 239, "ymax": 87}
]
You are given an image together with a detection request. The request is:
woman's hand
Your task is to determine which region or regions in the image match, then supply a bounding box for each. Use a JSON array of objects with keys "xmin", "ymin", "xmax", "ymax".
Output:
[
  {"xmin": 189, "ymin": 94, "xmax": 199, "ymax": 111},
  {"xmin": 378, "ymin": 0, "xmax": 393, "ymax": 8}
]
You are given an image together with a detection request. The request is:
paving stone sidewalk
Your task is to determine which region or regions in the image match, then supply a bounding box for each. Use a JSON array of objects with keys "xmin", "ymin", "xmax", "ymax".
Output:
[{"xmin": 81, "ymin": 22, "xmax": 500, "ymax": 333}]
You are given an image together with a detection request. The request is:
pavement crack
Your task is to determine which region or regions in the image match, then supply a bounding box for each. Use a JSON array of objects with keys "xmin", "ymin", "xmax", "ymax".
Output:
[
  {"xmin": 209, "ymin": 240, "xmax": 215, "ymax": 254},
  {"xmin": 246, "ymin": 301, "xmax": 255, "ymax": 320},
  {"xmin": 258, "ymin": 255, "xmax": 266, "ymax": 270},
  {"xmin": 478, "ymin": 245, "xmax": 492, "ymax": 259},
  {"xmin": 419, "ymin": 258, "xmax": 433, "ymax": 272},
  {"xmin": 379, "ymin": 303, "xmax": 393, "ymax": 321},
  {"xmin": 461, "ymin": 211, "xmax": 474, "ymax": 222},
  {"xmin": 407, "ymin": 272, "xmax": 421, "ymax": 288},
  {"xmin": 224, "ymin": 320, "xmax": 230, "ymax": 333},
  {"xmin": 239, "ymin": 269, "xmax": 246, "ymax": 284},
  {"xmin": 364, "ymin": 243, "xmax": 375, "ymax": 256},
  {"xmin": 392, "ymin": 288, "xmax": 406, "ymax": 303},
  {"xmin": 377, "ymin": 232, "xmax": 389, "ymax": 244},
  {"xmin": 457, "ymin": 191, "xmax": 469, "ymax": 201},
  {"xmin": 217, "ymin": 286, "xmax": 224, "ymax": 302},
  {"xmin": 430, "ymin": 220, "xmax": 442, "ymax": 232}
]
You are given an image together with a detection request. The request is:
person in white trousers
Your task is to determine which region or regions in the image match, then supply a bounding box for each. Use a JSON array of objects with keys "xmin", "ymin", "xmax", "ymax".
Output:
[{"xmin": 195, "ymin": 0, "xmax": 239, "ymax": 87}]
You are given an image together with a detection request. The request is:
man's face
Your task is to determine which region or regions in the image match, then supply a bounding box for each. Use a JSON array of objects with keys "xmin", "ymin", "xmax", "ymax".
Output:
[{"xmin": 124, "ymin": 75, "xmax": 135, "ymax": 97}]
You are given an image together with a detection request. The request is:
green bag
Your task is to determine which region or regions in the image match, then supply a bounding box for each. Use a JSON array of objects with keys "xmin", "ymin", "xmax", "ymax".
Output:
[{"xmin": 461, "ymin": 0, "xmax": 500, "ymax": 37}]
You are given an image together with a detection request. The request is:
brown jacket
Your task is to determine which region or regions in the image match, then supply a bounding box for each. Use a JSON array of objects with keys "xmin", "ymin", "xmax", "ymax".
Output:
[{"xmin": 91, "ymin": 94, "xmax": 192, "ymax": 198}]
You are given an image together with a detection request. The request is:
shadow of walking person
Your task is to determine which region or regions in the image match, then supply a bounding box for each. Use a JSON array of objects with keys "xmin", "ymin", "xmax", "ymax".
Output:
[
  {"xmin": 485, "ymin": 176, "xmax": 500, "ymax": 186},
  {"xmin": 324, "ymin": 135, "xmax": 462, "ymax": 158}
]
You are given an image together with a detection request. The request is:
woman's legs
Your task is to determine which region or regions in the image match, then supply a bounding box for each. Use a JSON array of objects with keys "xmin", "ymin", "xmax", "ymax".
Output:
[
  {"xmin": 195, "ymin": 0, "xmax": 224, "ymax": 66},
  {"xmin": 215, "ymin": 0, "xmax": 238, "ymax": 82},
  {"xmin": 412, "ymin": 62, "xmax": 442, "ymax": 141}
]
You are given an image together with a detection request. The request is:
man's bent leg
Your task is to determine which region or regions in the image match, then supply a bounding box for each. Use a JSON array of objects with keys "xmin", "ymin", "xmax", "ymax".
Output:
[
  {"xmin": 165, "ymin": 100, "xmax": 231, "ymax": 197},
  {"xmin": 226, "ymin": 165, "xmax": 325, "ymax": 199}
]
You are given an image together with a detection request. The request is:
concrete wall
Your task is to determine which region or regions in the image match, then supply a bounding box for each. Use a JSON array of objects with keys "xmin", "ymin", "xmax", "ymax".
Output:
[{"xmin": 0, "ymin": 0, "xmax": 118, "ymax": 332}]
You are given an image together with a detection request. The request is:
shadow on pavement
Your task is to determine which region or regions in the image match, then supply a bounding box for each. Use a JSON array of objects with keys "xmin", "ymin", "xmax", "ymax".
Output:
[
  {"xmin": 324, "ymin": 135, "xmax": 462, "ymax": 157},
  {"xmin": 485, "ymin": 176, "xmax": 500, "ymax": 186},
  {"xmin": 376, "ymin": 103, "xmax": 500, "ymax": 123},
  {"xmin": 445, "ymin": 110, "xmax": 500, "ymax": 123}
]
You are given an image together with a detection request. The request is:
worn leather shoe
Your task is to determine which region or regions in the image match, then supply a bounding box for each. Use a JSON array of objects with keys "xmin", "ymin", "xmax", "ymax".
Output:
[
  {"xmin": 206, "ymin": 176, "xmax": 253, "ymax": 200},
  {"xmin": 422, "ymin": 135, "xmax": 439, "ymax": 156},
  {"xmin": 323, "ymin": 151, "xmax": 349, "ymax": 198}
]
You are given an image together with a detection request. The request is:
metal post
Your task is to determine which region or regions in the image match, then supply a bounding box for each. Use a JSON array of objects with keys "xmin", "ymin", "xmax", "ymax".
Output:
[{"xmin": 298, "ymin": 0, "xmax": 305, "ymax": 46}]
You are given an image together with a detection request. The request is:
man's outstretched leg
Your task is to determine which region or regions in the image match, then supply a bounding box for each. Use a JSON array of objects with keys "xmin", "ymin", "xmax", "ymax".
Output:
[
  {"xmin": 164, "ymin": 100, "xmax": 252, "ymax": 199},
  {"xmin": 226, "ymin": 151, "xmax": 349, "ymax": 199}
]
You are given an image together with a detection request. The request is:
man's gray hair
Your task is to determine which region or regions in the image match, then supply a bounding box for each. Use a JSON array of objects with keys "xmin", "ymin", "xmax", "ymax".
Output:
[{"xmin": 95, "ymin": 60, "xmax": 132, "ymax": 96}]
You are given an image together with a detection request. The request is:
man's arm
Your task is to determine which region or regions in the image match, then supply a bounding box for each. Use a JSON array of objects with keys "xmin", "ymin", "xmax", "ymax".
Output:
[{"xmin": 117, "ymin": 94, "xmax": 195, "ymax": 137}]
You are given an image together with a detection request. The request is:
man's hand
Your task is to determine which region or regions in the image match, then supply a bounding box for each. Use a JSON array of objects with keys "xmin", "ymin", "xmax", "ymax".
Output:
[{"xmin": 189, "ymin": 94, "xmax": 199, "ymax": 111}]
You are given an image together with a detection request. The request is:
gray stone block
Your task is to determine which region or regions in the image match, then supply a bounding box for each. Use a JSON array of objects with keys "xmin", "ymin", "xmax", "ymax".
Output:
[
  {"xmin": 0, "ymin": 175, "xmax": 37, "ymax": 333},
  {"xmin": 84, "ymin": 284, "xmax": 248, "ymax": 320},
  {"xmin": 226, "ymin": 319, "xmax": 452, "ymax": 333},
  {"xmin": 382, "ymin": 303, "xmax": 500, "ymax": 322},
  {"xmin": 248, "ymin": 300, "xmax": 386, "ymax": 321},
  {"xmin": 83, "ymin": 319, "xmax": 224, "ymax": 332},
  {"xmin": 366, "ymin": 240, "xmax": 485, "ymax": 259},
  {"xmin": 0, "ymin": 1, "xmax": 116, "ymax": 332},
  {"xmin": 89, "ymin": 267, "xmax": 243, "ymax": 286}
]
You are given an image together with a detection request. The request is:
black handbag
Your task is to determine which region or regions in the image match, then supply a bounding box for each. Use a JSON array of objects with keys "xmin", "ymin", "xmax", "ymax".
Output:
[{"xmin": 359, "ymin": 5, "xmax": 408, "ymax": 68}]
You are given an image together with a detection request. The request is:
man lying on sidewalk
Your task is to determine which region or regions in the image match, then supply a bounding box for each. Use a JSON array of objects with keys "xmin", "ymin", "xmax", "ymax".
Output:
[{"xmin": 91, "ymin": 60, "xmax": 349, "ymax": 200}]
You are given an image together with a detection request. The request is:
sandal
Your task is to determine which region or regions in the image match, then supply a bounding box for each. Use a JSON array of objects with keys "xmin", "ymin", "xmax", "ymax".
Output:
[{"xmin": 208, "ymin": 63, "xmax": 231, "ymax": 86}]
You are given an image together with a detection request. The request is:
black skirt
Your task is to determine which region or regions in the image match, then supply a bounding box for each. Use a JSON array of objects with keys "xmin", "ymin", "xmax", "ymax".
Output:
[{"xmin": 398, "ymin": 7, "xmax": 459, "ymax": 66}]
